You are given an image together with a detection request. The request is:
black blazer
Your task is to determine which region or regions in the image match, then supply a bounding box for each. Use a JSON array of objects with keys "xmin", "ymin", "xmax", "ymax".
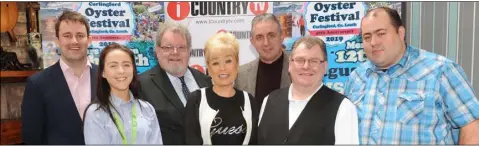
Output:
[
  {"xmin": 139, "ymin": 65, "xmax": 212, "ymax": 145},
  {"xmin": 21, "ymin": 61, "xmax": 97, "ymax": 144}
]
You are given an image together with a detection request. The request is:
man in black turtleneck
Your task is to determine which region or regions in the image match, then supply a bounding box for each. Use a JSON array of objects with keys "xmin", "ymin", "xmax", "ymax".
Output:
[{"xmin": 235, "ymin": 13, "xmax": 291, "ymax": 106}]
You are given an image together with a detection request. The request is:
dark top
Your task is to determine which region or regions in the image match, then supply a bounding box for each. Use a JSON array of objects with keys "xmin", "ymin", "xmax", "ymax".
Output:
[
  {"xmin": 258, "ymin": 85, "xmax": 345, "ymax": 145},
  {"xmin": 207, "ymin": 87, "xmax": 246, "ymax": 144},
  {"xmin": 185, "ymin": 87, "xmax": 259, "ymax": 145},
  {"xmin": 255, "ymin": 53, "xmax": 284, "ymax": 105},
  {"xmin": 138, "ymin": 66, "xmax": 212, "ymax": 145},
  {"xmin": 21, "ymin": 61, "xmax": 97, "ymax": 144}
]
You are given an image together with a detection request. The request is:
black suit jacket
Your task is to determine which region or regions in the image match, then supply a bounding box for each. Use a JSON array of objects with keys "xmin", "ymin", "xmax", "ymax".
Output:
[
  {"xmin": 21, "ymin": 61, "xmax": 97, "ymax": 144},
  {"xmin": 139, "ymin": 65, "xmax": 212, "ymax": 145}
]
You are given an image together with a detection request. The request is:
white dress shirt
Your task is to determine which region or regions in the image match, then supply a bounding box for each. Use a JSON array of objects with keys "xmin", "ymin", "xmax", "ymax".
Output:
[
  {"xmin": 166, "ymin": 68, "xmax": 200, "ymax": 106},
  {"xmin": 258, "ymin": 83, "xmax": 359, "ymax": 144}
]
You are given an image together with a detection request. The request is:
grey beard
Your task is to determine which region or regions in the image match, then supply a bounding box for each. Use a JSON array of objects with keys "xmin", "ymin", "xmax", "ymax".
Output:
[{"xmin": 164, "ymin": 65, "xmax": 187, "ymax": 76}]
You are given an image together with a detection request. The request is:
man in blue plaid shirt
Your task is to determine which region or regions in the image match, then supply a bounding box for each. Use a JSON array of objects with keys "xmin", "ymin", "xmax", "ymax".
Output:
[{"xmin": 345, "ymin": 7, "xmax": 479, "ymax": 144}]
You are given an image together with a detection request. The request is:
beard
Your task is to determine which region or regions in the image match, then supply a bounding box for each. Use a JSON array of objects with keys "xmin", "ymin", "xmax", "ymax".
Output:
[{"xmin": 162, "ymin": 63, "xmax": 188, "ymax": 76}]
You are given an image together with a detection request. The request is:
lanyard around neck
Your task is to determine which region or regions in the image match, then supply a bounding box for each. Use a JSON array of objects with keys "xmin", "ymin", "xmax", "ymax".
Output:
[{"xmin": 112, "ymin": 102, "xmax": 137, "ymax": 144}]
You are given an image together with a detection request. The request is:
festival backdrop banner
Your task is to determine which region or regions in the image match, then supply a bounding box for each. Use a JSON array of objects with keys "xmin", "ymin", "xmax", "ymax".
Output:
[
  {"xmin": 39, "ymin": 2, "xmax": 164, "ymax": 73},
  {"xmin": 164, "ymin": 2, "xmax": 273, "ymax": 74},
  {"xmin": 273, "ymin": 2, "xmax": 309, "ymax": 52},
  {"xmin": 304, "ymin": 2, "xmax": 403, "ymax": 93},
  {"xmin": 39, "ymin": 2, "xmax": 402, "ymax": 90}
]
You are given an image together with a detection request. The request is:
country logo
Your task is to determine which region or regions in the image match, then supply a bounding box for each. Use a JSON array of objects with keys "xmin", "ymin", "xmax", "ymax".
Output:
[
  {"xmin": 191, "ymin": 64, "xmax": 206, "ymax": 74},
  {"xmin": 217, "ymin": 29, "xmax": 227, "ymax": 33},
  {"xmin": 249, "ymin": 2, "xmax": 269, "ymax": 15},
  {"xmin": 167, "ymin": 2, "xmax": 190, "ymax": 21},
  {"xmin": 167, "ymin": 2, "xmax": 271, "ymax": 21}
]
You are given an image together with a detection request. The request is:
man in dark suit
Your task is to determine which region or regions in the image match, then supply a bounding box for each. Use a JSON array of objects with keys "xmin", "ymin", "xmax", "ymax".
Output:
[
  {"xmin": 139, "ymin": 22, "xmax": 212, "ymax": 144},
  {"xmin": 21, "ymin": 10, "xmax": 97, "ymax": 144}
]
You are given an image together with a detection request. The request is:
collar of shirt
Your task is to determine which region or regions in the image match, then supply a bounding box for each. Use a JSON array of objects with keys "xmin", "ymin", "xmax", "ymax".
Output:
[
  {"xmin": 59, "ymin": 58, "xmax": 92, "ymax": 74},
  {"xmin": 165, "ymin": 68, "xmax": 195, "ymax": 84},
  {"xmin": 110, "ymin": 91, "xmax": 135, "ymax": 107},
  {"xmin": 288, "ymin": 83, "xmax": 323, "ymax": 102},
  {"xmin": 365, "ymin": 45, "xmax": 414, "ymax": 77}
]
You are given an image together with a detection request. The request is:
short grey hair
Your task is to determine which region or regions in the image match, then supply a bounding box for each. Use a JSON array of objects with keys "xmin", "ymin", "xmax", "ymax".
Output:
[
  {"xmin": 155, "ymin": 21, "xmax": 192, "ymax": 49},
  {"xmin": 250, "ymin": 13, "xmax": 282, "ymax": 37}
]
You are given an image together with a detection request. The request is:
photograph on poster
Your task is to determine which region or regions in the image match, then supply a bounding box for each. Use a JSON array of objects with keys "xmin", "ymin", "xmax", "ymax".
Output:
[{"xmin": 39, "ymin": 1, "xmax": 402, "ymax": 86}]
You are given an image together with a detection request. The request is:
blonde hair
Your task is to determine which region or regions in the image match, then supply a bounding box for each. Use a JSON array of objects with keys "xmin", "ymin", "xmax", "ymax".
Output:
[{"xmin": 204, "ymin": 32, "xmax": 240, "ymax": 66}]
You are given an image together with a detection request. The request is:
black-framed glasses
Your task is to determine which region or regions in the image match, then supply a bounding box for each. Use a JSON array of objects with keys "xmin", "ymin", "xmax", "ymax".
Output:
[
  {"xmin": 291, "ymin": 58, "xmax": 326, "ymax": 66},
  {"xmin": 160, "ymin": 45, "xmax": 188, "ymax": 52}
]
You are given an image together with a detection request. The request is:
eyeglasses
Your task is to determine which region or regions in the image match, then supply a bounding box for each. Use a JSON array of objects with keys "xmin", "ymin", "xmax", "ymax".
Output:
[
  {"xmin": 160, "ymin": 45, "xmax": 188, "ymax": 52},
  {"xmin": 291, "ymin": 58, "xmax": 326, "ymax": 67}
]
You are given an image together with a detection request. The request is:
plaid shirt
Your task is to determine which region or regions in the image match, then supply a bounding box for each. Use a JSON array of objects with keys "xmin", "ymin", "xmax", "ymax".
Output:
[{"xmin": 345, "ymin": 45, "xmax": 479, "ymax": 144}]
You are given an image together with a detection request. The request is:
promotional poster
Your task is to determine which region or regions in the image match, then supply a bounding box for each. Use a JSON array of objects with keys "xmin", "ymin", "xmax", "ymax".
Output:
[
  {"xmin": 39, "ymin": 2, "xmax": 163, "ymax": 73},
  {"xmin": 164, "ymin": 2, "xmax": 273, "ymax": 73},
  {"xmin": 39, "ymin": 1, "xmax": 402, "ymax": 93}
]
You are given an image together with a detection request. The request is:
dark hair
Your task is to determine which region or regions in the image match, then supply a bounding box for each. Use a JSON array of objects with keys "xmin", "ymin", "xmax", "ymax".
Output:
[
  {"xmin": 290, "ymin": 36, "xmax": 327, "ymax": 60},
  {"xmin": 364, "ymin": 6, "xmax": 403, "ymax": 30},
  {"xmin": 55, "ymin": 10, "xmax": 90, "ymax": 38},
  {"xmin": 89, "ymin": 43, "xmax": 142, "ymax": 136}
]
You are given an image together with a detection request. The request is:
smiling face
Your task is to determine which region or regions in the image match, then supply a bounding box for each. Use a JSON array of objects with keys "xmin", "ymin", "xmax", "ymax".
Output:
[
  {"xmin": 155, "ymin": 30, "xmax": 190, "ymax": 76},
  {"xmin": 55, "ymin": 20, "xmax": 91, "ymax": 64},
  {"xmin": 102, "ymin": 49, "xmax": 134, "ymax": 93},
  {"xmin": 204, "ymin": 32, "xmax": 239, "ymax": 88},
  {"xmin": 289, "ymin": 43, "xmax": 327, "ymax": 88},
  {"xmin": 361, "ymin": 9, "xmax": 406, "ymax": 69},
  {"xmin": 207, "ymin": 50, "xmax": 238, "ymax": 88}
]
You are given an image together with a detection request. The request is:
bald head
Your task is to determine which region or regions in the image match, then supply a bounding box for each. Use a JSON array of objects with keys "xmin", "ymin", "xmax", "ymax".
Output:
[
  {"xmin": 360, "ymin": 6, "xmax": 407, "ymax": 70},
  {"xmin": 362, "ymin": 7, "xmax": 403, "ymax": 31}
]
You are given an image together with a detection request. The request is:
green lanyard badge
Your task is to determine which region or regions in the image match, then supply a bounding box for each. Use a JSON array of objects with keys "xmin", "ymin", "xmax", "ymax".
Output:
[{"xmin": 113, "ymin": 103, "xmax": 137, "ymax": 144}]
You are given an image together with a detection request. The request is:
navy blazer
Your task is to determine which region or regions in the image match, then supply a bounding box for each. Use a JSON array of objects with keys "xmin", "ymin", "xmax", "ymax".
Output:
[{"xmin": 21, "ymin": 61, "xmax": 97, "ymax": 144}]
